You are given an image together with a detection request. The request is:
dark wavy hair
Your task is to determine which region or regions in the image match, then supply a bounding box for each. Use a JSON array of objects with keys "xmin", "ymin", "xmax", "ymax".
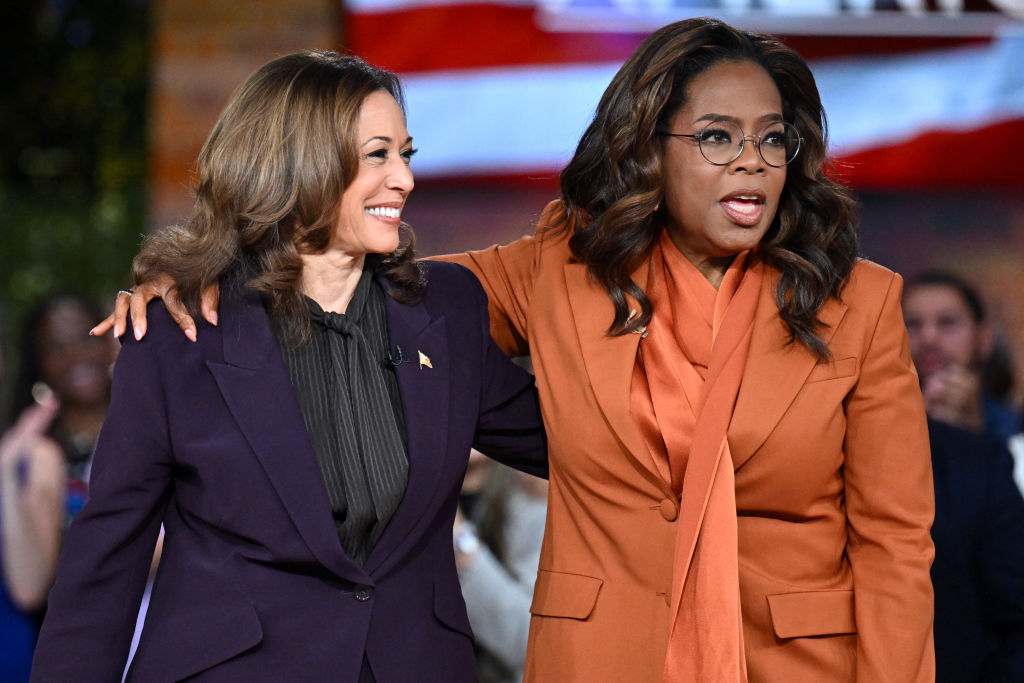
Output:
[
  {"xmin": 558, "ymin": 18, "xmax": 858, "ymax": 359},
  {"xmin": 133, "ymin": 51, "xmax": 425, "ymax": 343},
  {"xmin": 906, "ymin": 269, "xmax": 986, "ymax": 324}
]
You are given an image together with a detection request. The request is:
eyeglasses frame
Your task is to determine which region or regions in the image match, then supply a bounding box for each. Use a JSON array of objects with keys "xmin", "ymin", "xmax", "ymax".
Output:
[{"xmin": 658, "ymin": 119, "xmax": 804, "ymax": 168}]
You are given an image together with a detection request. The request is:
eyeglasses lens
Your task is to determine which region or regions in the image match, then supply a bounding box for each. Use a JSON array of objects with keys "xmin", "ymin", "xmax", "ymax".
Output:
[{"xmin": 697, "ymin": 120, "xmax": 801, "ymax": 167}]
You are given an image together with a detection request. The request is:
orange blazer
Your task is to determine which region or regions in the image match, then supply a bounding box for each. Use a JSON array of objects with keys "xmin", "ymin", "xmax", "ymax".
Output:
[{"xmin": 446, "ymin": 203, "xmax": 935, "ymax": 682}]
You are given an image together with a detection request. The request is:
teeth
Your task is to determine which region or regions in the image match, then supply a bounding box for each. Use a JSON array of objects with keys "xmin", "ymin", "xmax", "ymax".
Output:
[
  {"xmin": 366, "ymin": 207, "xmax": 401, "ymax": 219},
  {"xmin": 725, "ymin": 200, "xmax": 759, "ymax": 215}
]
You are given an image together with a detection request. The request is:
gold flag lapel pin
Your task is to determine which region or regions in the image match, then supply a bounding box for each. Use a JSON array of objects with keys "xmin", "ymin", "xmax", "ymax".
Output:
[{"xmin": 418, "ymin": 350, "xmax": 433, "ymax": 369}]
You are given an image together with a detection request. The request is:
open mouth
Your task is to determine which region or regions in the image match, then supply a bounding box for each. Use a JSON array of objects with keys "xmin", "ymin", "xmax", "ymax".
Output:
[{"xmin": 719, "ymin": 191, "xmax": 766, "ymax": 227}]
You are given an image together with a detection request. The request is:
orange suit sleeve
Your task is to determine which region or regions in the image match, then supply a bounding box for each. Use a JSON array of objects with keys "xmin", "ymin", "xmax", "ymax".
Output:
[
  {"xmin": 431, "ymin": 201, "xmax": 562, "ymax": 357},
  {"xmin": 843, "ymin": 271, "xmax": 935, "ymax": 682}
]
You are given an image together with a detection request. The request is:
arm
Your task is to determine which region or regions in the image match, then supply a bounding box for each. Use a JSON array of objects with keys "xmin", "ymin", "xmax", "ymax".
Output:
[
  {"xmin": 977, "ymin": 441, "xmax": 1024, "ymax": 679},
  {"xmin": 0, "ymin": 399, "xmax": 64, "ymax": 611},
  {"xmin": 843, "ymin": 273, "xmax": 936, "ymax": 683},
  {"xmin": 32, "ymin": 319, "xmax": 174, "ymax": 682},
  {"xmin": 463, "ymin": 265, "xmax": 547, "ymax": 479},
  {"xmin": 434, "ymin": 200, "xmax": 562, "ymax": 357},
  {"xmin": 93, "ymin": 203, "xmax": 562, "ymax": 347}
]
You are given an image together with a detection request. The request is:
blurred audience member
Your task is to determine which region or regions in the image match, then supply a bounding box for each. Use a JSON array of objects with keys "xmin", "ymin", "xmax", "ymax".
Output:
[
  {"xmin": 456, "ymin": 450, "xmax": 547, "ymax": 683},
  {"xmin": 0, "ymin": 314, "xmax": 64, "ymax": 682},
  {"xmin": 929, "ymin": 418, "xmax": 1024, "ymax": 682},
  {"xmin": 904, "ymin": 270, "xmax": 1022, "ymax": 440},
  {"xmin": 10, "ymin": 294, "xmax": 119, "ymax": 523},
  {"xmin": 1, "ymin": 294, "xmax": 118, "ymax": 681}
]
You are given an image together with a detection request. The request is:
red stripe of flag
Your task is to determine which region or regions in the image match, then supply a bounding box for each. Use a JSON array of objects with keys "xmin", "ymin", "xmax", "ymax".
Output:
[
  {"xmin": 344, "ymin": 4, "xmax": 988, "ymax": 73},
  {"xmin": 836, "ymin": 118, "xmax": 1024, "ymax": 190}
]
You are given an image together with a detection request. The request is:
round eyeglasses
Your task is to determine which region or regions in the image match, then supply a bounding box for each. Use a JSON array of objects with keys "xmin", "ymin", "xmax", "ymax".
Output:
[{"xmin": 659, "ymin": 118, "xmax": 803, "ymax": 168}]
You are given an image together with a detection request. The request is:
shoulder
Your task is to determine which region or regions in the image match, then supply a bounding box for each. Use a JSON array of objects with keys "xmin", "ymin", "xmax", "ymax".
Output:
[
  {"xmin": 535, "ymin": 200, "xmax": 575, "ymax": 251},
  {"xmin": 831, "ymin": 258, "xmax": 905, "ymax": 330},
  {"xmin": 843, "ymin": 258, "xmax": 901, "ymax": 300},
  {"xmin": 119, "ymin": 297, "xmax": 225, "ymax": 364},
  {"xmin": 420, "ymin": 260, "xmax": 487, "ymax": 301}
]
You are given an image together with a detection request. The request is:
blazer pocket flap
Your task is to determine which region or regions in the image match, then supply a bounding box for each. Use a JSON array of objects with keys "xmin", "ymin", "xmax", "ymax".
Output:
[
  {"xmin": 129, "ymin": 596, "xmax": 263, "ymax": 682},
  {"xmin": 530, "ymin": 570, "xmax": 603, "ymax": 619},
  {"xmin": 433, "ymin": 578, "xmax": 474, "ymax": 639},
  {"xmin": 767, "ymin": 589, "xmax": 856, "ymax": 639},
  {"xmin": 805, "ymin": 357, "xmax": 857, "ymax": 384}
]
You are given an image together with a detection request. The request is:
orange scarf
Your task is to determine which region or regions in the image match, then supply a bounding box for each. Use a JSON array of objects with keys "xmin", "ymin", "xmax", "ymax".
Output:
[{"xmin": 633, "ymin": 232, "xmax": 762, "ymax": 682}]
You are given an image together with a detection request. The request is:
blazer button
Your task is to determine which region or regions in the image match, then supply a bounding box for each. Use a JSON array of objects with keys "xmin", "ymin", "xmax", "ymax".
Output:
[
  {"xmin": 659, "ymin": 498, "xmax": 679, "ymax": 522},
  {"xmin": 353, "ymin": 585, "xmax": 374, "ymax": 602}
]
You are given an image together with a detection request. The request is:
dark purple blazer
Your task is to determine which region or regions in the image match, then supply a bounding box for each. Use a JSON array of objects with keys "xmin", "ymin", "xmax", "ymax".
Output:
[{"xmin": 31, "ymin": 262, "xmax": 546, "ymax": 682}]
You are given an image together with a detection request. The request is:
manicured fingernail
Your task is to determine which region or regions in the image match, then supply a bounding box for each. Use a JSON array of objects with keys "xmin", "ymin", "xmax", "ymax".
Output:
[
  {"xmin": 89, "ymin": 327, "xmax": 99, "ymax": 336},
  {"xmin": 208, "ymin": 312, "xmax": 218, "ymax": 326},
  {"xmin": 185, "ymin": 329, "xmax": 197, "ymax": 342},
  {"xmin": 134, "ymin": 326, "xmax": 143, "ymax": 340}
]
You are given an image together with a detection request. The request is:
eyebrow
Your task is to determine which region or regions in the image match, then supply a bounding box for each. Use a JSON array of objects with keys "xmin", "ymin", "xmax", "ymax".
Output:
[
  {"xmin": 693, "ymin": 113, "xmax": 784, "ymax": 126},
  {"xmin": 361, "ymin": 135, "xmax": 414, "ymax": 147}
]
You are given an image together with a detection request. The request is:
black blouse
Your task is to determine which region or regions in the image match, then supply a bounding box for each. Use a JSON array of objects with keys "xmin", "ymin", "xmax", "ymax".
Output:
[{"xmin": 274, "ymin": 267, "xmax": 409, "ymax": 566}]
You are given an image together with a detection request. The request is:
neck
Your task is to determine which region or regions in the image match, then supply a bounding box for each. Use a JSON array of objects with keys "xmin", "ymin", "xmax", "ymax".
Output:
[
  {"xmin": 300, "ymin": 250, "xmax": 366, "ymax": 314},
  {"xmin": 689, "ymin": 255, "xmax": 733, "ymax": 290},
  {"xmin": 663, "ymin": 228, "xmax": 735, "ymax": 290}
]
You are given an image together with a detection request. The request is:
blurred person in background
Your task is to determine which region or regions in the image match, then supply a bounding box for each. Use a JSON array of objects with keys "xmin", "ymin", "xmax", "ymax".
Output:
[
  {"xmin": 10, "ymin": 294, "xmax": 119, "ymax": 526},
  {"xmin": 1, "ymin": 293, "xmax": 118, "ymax": 681},
  {"xmin": 455, "ymin": 450, "xmax": 547, "ymax": 683},
  {"xmin": 928, "ymin": 417, "xmax": 1024, "ymax": 682},
  {"xmin": 903, "ymin": 273, "xmax": 1024, "ymax": 681},
  {"xmin": 903, "ymin": 270, "xmax": 1023, "ymax": 441},
  {"xmin": 0, "ymin": 308, "xmax": 64, "ymax": 683}
]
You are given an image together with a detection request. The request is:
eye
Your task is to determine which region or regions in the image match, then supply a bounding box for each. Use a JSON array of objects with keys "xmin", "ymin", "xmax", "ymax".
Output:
[
  {"xmin": 365, "ymin": 148, "xmax": 388, "ymax": 161},
  {"xmin": 698, "ymin": 127, "xmax": 733, "ymax": 146},
  {"xmin": 937, "ymin": 315, "xmax": 965, "ymax": 331},
  {"xmin": 761, "ymin": 130, "xmax": 786, "ymax": 148},
  {"xmin": 401, "ymin": 147, "xmax": 418, "ymax": 164}
]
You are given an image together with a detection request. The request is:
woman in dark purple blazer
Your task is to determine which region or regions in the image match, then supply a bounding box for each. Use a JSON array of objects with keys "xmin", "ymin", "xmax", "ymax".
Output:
[{"xmin": 31, "ymin": 52, "xmax": 546, "ymax": 682}]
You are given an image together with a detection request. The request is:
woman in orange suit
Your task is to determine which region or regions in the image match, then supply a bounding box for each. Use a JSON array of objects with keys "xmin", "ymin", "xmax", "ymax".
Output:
[{"xmin": 102, "ymin": 17, "xmax": 933, "ymax": 683}]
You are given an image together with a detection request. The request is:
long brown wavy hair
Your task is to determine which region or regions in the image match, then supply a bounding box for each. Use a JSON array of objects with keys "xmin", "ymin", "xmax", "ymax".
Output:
[
  {"xmin": 558, "ymin": 18, "xmax": 858, "ymax": 359},
  {"xmin": 133, "ymin": 51, "xmax": 425, "ymax": 343}
]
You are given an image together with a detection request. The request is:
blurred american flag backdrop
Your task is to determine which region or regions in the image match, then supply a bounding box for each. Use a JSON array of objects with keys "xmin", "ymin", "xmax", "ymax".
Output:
[{"xmin": 344, "ymin": 0, "xmax": 1024, "ymax": 190}]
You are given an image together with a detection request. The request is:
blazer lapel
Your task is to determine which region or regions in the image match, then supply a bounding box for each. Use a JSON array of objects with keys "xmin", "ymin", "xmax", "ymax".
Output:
[
  {"xmin": 564, "ymin": 261, "xmax": 674, "ymax": 494},
  {"xmin": 728, "ymin": 268, "xmax": 848, "ymax": 470},
  {"xmin": 206, "ymin": 285, "xmax": 368, "ymax": 584},
  {"xmin": 364, "ymin": 286, "xmax": 450, "ymax": 575}
]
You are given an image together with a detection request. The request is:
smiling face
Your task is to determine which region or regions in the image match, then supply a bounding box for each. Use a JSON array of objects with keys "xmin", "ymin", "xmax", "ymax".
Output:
[
  {"xmin": 660, "ymin": 59, "xmax": 787, "ymax": 281},
  {"xmin": 331, "ymin": 89, "xmax": 415, "ymax": 257}
]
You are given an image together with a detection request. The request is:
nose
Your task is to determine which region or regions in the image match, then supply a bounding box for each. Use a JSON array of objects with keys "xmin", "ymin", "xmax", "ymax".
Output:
[
  {"xmin": 730, "ymin": 135, "xmax": 765, "ymax": 174},
  {"xmin": 913, "ymin": 320, "xmax": 940, "ymax": 346},
  {"xmin": 388, "ymin": 156, "xmax": 414, "ymax": 195}
]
